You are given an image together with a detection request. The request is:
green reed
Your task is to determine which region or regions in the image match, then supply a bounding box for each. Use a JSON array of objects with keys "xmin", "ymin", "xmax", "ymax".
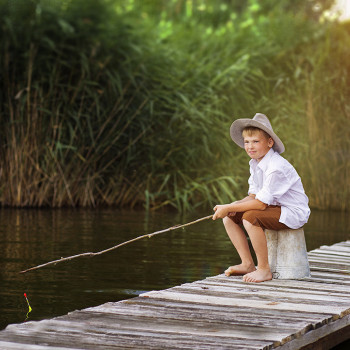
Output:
[
  {"xmin": 0, "ymin": 0, "xmax": 151, "ymax": 207},
  {"xmin": 0, "ymin": 0, "xmax": 349, "ymax": 211}
]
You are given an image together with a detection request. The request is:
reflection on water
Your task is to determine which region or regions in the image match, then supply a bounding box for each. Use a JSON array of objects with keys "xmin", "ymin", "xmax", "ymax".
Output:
[{"xmin": 0, "ymin": 208, "xmax": 349, "ymax": 330}]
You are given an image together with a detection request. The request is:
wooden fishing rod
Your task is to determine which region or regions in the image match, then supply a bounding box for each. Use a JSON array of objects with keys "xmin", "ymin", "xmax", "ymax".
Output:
[{"xmin": 19, "ymin": 214, "xmax": 213, "ymax": 274}]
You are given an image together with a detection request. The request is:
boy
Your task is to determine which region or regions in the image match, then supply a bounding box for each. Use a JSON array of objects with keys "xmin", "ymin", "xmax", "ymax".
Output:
[{"xmin": 212, "ymin": 113, "xmax": 310, "ymax": 283}]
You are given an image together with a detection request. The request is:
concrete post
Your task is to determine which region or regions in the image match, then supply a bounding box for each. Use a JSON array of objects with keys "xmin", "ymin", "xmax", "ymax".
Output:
[{"xmin": 265, "ymin": 228, "xmax": 311, "ymax": 279}]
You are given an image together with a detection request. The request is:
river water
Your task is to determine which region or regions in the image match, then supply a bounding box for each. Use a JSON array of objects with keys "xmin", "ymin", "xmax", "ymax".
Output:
[{"xmin": 0, "ymin": 208, "xmax": 349, "ymax": 332}]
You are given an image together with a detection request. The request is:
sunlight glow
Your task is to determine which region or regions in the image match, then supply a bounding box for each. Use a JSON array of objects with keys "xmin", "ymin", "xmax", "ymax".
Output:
[{"xmin": 328, "ymin": 0, "xmax": 350, "ymax": 21}]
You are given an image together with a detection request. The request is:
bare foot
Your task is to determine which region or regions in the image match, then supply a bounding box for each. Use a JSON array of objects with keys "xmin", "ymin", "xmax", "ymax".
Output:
[
  {"xmin": 243, "ymin": 269, "xmax": 272, "ymax": 283},
  {"xmin": 225, "ymin": 263, "xmax": 256, "ymax": 276}
]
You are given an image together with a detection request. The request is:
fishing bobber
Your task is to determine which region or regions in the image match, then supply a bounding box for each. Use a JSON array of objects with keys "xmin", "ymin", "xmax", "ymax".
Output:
[{"xmin": 265, "ymin": 228, "xmax": 311, "ymax": 279}]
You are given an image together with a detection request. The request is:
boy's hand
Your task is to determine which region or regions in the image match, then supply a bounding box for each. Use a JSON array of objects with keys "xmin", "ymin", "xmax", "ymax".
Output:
[{"xmin": 212, "ymin": 204, "xmax": 231, "ymax": 220}]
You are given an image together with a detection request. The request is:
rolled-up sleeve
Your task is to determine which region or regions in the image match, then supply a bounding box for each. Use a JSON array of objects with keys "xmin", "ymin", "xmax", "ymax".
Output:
[
  {"xmin": 255, "ymin": 188, "xmax": 274, "ymax": 205},
  {"xmin": 255, "ymin": 170, "xmax": 291, "ymax": 205}
]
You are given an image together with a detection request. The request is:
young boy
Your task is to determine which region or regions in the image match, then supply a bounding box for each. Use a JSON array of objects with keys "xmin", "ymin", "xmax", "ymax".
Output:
[{"xmin": 212, "ymin": 113, "xmax": 310, "ymax": 283}]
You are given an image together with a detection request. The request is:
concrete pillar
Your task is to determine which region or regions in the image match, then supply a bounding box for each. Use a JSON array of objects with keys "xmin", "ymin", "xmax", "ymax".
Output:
[{"xmin": 265, "ymin": 228, "xmax": 311, "ymax": 279}]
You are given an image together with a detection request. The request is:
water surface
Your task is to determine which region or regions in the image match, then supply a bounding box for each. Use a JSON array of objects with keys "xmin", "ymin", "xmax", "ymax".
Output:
[{"xmin": 0, "ymin": 208, "xmax": 349, "ymax": 331}]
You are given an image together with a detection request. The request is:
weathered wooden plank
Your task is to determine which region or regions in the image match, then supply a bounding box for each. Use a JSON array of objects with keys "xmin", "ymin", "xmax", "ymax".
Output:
[
  {"xmin": 172, "ymin": 282, "xmax": 350, "ymax": 304},
  {"xmin": 141, "ymin": 290, "xmax": 349, "ymax": 316},
  {"xmin": 94, "ymin": 298, "xmax": 334, "ymax": 323},
  {"xmin": 317, "ymin": 245, "xmax": 350, "ymax": 252},
  {"xmin": 0, "ymin": 333, "xmax": 267, "ymax": 350},
  {"xmin": 175, "ymin": 283, "xmax": 350, "ymax": 304},
  {"xmin": 316, "ymin": 244, "xmax": 348, "ymax": 249},
  {"xmin": 195, "ymin": 278, "xmax": 350, "ymax": 297},
  {"xmin": 75, "ymin": 304, "xmax": 323, "ymax": 331},
  {"xmin": 309, "ymin": 247, "xmax": 350, "ymax": 254},
  {"xmin": 200, "ymin": 275, "xmax": 350, "ymax": 292},
  {"xmin": 308, "ymin": 250, "xmax": 350, "ymax": 259},
  {"xmin": 63, "ymin": 313, "xmax": 298, "ymax": 340},
  {"xmin": 308, "ymin": 265, "xmax": 350, "ymax": 274},
  {"xmin": 316, "ymin": 252, "xmax": 349, "ymax": 258},
  {"xmin": 308, "ymin": 257, "xmax": 350, "ymax": 265},
  {"xmin": 308, "ymin": 261, "xmax": 350, "ymax": 270},
  {"xmin": 334, "ymin": 242, "xmax": 350, "ymax": 247},
  {"xmin": 89, "ymin": 298, "xmax": 334, "ymax": 331},
  {"xmin": 307, "ymin": 271, "xmax": 350, "ymax": 281},
  {"xmin": 308, "ymin": 255, "xmax": 350, "ymax": 263},
  {"xmin": 205, "ymin": 275, "xmax": 350, "ymax": 294},
  {"xmin": 300, "ymin": 276, "xmax": 350, "ymax": 286},
  {"xmin": 0, "ymin": 342, "xmax": 76, "ymax": 350},
  {"xmin": 0, "ymin": 340, "xmax": 78, "ymax": 350},
  {"xmin": 308, "ymin": 263, "xmax": 350, "ymax": 272},
  {"xmin": 275, "ymin": 314, "xmax": 350, "ymax": 350},
  {"xmin": 2, "ymin": 316, "xmax": 282, "ymax": 349}
]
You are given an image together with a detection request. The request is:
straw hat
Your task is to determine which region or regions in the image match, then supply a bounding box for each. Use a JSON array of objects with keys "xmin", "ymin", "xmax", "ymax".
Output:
[{"xmin": 230, "ymin": 113, "xmax": 285, "ymax": 154}]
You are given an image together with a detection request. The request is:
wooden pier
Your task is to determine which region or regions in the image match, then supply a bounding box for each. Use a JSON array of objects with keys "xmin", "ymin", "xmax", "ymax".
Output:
[{"xmin": 0, "ymin": 240, "xmax": 349, "ymax": 349}]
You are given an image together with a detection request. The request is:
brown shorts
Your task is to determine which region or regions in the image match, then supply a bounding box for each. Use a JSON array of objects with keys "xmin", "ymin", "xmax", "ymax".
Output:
[{"xmin": 228, "ymin": 205, "xmax": 289, "ymax": 230}]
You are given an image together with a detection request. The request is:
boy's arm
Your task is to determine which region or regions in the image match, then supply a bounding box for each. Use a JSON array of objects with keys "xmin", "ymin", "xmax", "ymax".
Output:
[
  {"xmin": 212, "ymin": 196, "xmax": 267, "ymax": 220},
  {"xmin": 234, "ymin": 194, "xmax": 256, "ymax": 204}
]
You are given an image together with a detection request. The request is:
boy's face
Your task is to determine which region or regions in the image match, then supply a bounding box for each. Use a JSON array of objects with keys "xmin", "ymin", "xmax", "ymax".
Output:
[{"xmin": 243, "ymin": 131, "xmax": 274, "ymax": 162}]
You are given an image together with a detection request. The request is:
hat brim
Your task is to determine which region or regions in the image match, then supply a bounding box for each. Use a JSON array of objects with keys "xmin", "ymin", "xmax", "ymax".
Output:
[{"xmin": 230, "ymin": 119, "xmax": 285, "ymax": 154}]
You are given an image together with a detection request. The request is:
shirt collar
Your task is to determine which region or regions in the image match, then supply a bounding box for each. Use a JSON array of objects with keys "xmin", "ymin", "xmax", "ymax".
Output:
[{"xmin": 249, "ymin": 148, "xmax": 275, "ymax": 172}]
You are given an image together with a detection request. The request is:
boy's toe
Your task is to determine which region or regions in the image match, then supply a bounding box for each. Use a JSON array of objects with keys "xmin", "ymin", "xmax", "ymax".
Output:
[
  {"xmin": 242, "ymin": 273, "xmax": 251, "ymax": 282},
  {"xmin": 243, "ymin": 269, "xmax": 272, "ymax": 283}
]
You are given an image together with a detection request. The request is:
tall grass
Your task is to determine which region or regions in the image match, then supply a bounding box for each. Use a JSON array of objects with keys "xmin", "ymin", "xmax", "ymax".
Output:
[
  {"xmin": 301, "ymin": 24, "xmax": 350, "ymax": 210},
  {"xmin": 0, "ymin": 0, "xmax": 152, "ymax": 207},
  {"xmin": 0, "ymin": 0, "xmax": 349, "ymax": 211}
]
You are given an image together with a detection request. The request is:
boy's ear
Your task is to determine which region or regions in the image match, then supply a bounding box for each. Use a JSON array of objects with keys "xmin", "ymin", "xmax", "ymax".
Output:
[{"xmin": 268, "ymin": 137, "xmax": 274, "ymax": 148}]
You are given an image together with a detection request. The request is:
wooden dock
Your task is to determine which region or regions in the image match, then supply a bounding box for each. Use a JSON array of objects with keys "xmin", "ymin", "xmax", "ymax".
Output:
[{"xmin": 0, "ymin": 241, "xmax": 349, "ymax": 349}]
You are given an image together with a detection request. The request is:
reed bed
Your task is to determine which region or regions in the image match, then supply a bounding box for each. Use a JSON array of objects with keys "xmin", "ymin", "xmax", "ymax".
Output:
[{"xmin": 0, "ymin": 0, "xmax": 349, "ymax": 211}]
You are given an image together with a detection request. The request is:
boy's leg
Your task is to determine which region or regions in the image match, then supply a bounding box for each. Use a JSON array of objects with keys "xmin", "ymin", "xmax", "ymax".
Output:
[
  {"xmin": 242, "ymin": 219, "xmax": 272, "ymax": 282},
  {"xmin": 223, "ymin": 216, "xmax": 256, "ymax": 276}
]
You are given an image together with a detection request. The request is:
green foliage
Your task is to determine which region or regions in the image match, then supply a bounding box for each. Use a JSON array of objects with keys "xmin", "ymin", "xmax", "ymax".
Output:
[{"xmin": 0, "ymin": 0, "xmax": 349, "ymax": 211}]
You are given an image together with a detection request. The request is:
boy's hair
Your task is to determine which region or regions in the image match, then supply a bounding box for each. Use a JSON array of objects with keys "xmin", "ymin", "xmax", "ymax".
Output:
[{"xmin": 242, "ymin": 126, "xmax": 271, "ymax": 140}]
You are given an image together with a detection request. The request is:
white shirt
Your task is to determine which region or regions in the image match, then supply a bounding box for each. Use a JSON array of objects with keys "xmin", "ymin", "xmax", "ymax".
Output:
[{"xmin": 248, "ymin": 148, "xmax": 310, "ymax": 229}]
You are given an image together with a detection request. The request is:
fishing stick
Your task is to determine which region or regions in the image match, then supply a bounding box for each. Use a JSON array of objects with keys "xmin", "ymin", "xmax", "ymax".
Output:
[{"xmin": 19, "ymin": 214, "xmax": 213, "ymax": 274}]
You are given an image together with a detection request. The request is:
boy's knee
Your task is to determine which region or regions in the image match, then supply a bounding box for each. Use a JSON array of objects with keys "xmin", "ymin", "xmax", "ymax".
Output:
[
  {"xmin": 242, "ymin": 210, "xmax": 261, "ymax": 229},
  {"xmin": 223, "ymin": 216, "xmax": 232, "ymax": 226},
  {"xmin": 223, "ymin": 215, "xmax": 240, "ymax": 227},
  {"xmin": 242, "ymin": 218, "xmax": 251, "ymax": 228},
  {"xmin": 242, "ymin": 210, "xmax": 259, "ymax": 224}
]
